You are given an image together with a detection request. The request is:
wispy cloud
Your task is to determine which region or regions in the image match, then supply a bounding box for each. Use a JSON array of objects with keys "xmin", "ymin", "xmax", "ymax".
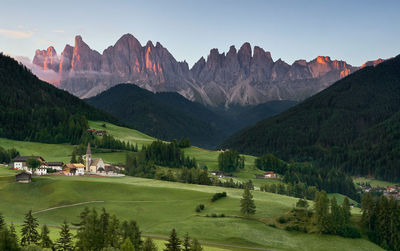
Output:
[
  {"xmin": 52, "ymin": 29, "xmax": 64, "ymax": 33},
  {"xmin": 0, "ymin": 28, "xmax": 34, "ymax": 39}
]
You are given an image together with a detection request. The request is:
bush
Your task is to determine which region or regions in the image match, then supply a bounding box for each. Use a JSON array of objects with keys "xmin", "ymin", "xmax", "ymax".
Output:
[
  {"xmin": 219, "ymin": 214, "xmax": 225, "ymax": 217},
  {"xmin": 211, "ymin": 192, "xmax": 227, "ymax": 202},
  {"xmin": 337, "ymin": 225, "xmax": 361, "ymax": 238},
  {"xmin": 285, "ymin": 225, "xmax": 300, "ymax": 231},
  {"xmin": 278, "ymin": 216, "xmax": 287, "ymax": 224},
  {"xmin": 211, "ymin": 213, "xmax": 217, "ymax": 217},
  {"xmin": 195, "ymin": 204, "xmax": 205, "ymax": 212}
]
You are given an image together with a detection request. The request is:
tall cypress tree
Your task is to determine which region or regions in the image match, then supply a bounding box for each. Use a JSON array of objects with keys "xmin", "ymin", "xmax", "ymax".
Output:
[
  {"xmin": 342, "ymin": 197, "xmax": 351, "ymax": 224},
  {"xmin": 164, "ymin": 228, "xmax": 181, "ymax": 251},
  {"xmin": 240, "ymin": 188, "xmax": 256, "ymax": 216},
  {"xmin": 314, "ymin": 191, "xmax": 329, "ymax": 233},
  {"xmin": 56, "ymin": 220, "xmax": 74, "ymax": 251},
  {"xmin": 20, "ymin": 210, "xmax": 40, "ymax": 246},
  {"xmin": 39, "ymin": 224, "xmax": 53, "ymax": 249}
]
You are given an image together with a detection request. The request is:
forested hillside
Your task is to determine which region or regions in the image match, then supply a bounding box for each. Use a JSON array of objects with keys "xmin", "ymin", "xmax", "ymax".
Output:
[
  {"xmin": 87, "ymin": 84, "xmax": 297, "ymax": 148},
  {"xmin": 0, "ymin": 53, "xmax": 117, "ymax": 144},
  {"xmin": 223, "ymin": 55, "xmax": 400, "ymax": 181}
]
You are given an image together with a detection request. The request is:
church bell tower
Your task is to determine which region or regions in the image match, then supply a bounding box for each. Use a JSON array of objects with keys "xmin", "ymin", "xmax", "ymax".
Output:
[{"xmin": 86, "ymin": 143, "xmax": 91, "ymax": 172}]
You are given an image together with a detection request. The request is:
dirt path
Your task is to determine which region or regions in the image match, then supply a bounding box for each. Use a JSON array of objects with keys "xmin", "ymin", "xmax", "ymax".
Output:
[{"xmin": 32, "ymin": 201, "xmax": 105, "ymax": 215}]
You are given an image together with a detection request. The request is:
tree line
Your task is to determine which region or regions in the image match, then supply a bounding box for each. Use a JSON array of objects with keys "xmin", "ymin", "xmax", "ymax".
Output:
[
  {"xmin": 0, "ymin": 207, "xmax": 203, "ymax": 251},
  {"xmin": 255, "ymin": 153, "xmax": 358, "ymax": 200},
  {"xmin": 361, "ymin": 193, "xmax": 400, "ymax": 250},
  {"xmin": 260, "ymin": 182, "xmax": 318, "ymax": 200},
  {"xmin": 0, "ymin": 146, "xmax": 19, "ymax": 164}
]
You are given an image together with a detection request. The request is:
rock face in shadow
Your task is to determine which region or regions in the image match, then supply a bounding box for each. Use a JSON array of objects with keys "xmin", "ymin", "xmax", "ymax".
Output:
[{"xmin": 33, "ymin": 33, "xmax": 370, "ymax": 106}]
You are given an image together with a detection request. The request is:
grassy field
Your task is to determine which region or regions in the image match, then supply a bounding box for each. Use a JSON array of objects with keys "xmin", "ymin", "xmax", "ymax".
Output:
[
  {"xmin": 0, "ymin": 165, "xmax": 382, "ymax": 251},
  {"xmin": 353, "ymin": 177, "xmax": 398, "ymax": 188}
]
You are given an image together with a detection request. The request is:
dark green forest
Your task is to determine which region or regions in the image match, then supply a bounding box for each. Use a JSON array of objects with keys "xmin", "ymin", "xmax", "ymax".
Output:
[
  {"xmin": 0, "ymin": 53, "xmax": 117, "ymax": 144},
  {"xmin": 223, "ymin": 55, "xmax": 400, "ymax": 181}
]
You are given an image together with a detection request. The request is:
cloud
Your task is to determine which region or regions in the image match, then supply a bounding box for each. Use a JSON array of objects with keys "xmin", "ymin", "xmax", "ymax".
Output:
[
  {"xmin": 52, "ymin": 30, "xmax": 64, "ymax": 33},
  {"xmin": 14, "ymin": 56, "xmax": 61, "ymax": 86},
  {"xmin": 0, "ymin": 29, "xmax": 34, "ymax": 39}
]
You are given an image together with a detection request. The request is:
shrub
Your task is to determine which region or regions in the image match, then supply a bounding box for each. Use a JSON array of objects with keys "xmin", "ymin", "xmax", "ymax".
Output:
[
  {"xmin": 195, "ymin": 204, "xmax": 205, "ymax": 212},
  {"xmin": 211, "ymin": 213, "xmax": 217, "ymax": 217},
  {"xmin": 278, "ymin": 216, "xmax": 287, "ymax": 224},
  {"xmin": 219, "ymin": 214, "xmax": 225, "ymax": 217},
  {"xmin": 211, "ymin": 192, "xmax": 227, "ymax": 202},
  {"xmin": 337, "ymin": 225, "xmax": 361, "ymax": 238}
]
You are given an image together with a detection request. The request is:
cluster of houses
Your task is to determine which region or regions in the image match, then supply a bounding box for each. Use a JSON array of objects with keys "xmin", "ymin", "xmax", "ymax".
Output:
[
  {"xmin": 87, "ymin": 128, "xmax": 107, "ymax": 136},
  {"xmin": 256, "ymin": 171, "xmax": 277, "ymax": 179},
  {"xmin": 13, "ymin": 144, "xmax": 123, "ymax": 183},
  {"xmin": 357, "ymin": 182, "xmax": 400, "ymax": 200}
]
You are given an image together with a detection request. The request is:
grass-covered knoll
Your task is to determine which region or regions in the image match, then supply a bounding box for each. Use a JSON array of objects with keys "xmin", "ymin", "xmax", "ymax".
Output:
[{"xmin": 0, "ymin": 168, "xmax": 382, "ymax": 250}]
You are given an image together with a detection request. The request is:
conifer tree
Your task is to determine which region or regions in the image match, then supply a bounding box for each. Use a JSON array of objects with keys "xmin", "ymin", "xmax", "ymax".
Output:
[
  {"xmin": 56, "ymin": 220, "xmax": 74, "ymax": 251},
  {"xmin": 329, "ymin": 197, "xmax": 343, "ymax": 234},
  {"xmin": 105, "ymin": 214, "xmax": 120, "ymax": 248},
  {"xmin": 240, "ymin": 188, "xmax": 256, "ymax": 216},
  {"xmin": 9, "ymin": 224, "xmax": 18, "ymax": 245},
  {"xmin": 164, "ymin": 228, "xmax": 181, "ymax": 251},
  {"xmin": 120, "ymin": 238, "xmax": 135, "ymax": 251},
  {"xmin": 39, "ymin": 224, "xmax": 53, "ymax": 248},
  {"xmin": 0, "ymin": 226, "xmax": 20, "ymax": 251},
  {"xmin": 20, "ymin": 210, "xmax": 40, "ymax": 246},
  {"xmin": 191, "ymin": 239, "xmax": 203, "ymax": 251},
  {"xmin": 0, "ymin": 212, "xmax": 5, "ymax": 230},
  {"xmin": 182, "ymin": 232, "xmax": 191, "ymax": 251},
  {"xmin": 121, "ymin": 220, "xmax": 142, "ymax": 250},
  {"xmin": 314, "ymin": 191, "xmax": 329, "ymax": 233},
  {"xmin": 342, "ymin": 197, "xmax": 351, "ymax": 224},
  {"xmin": 70, "ymin": 151, "xmax": 77, "ymax": 163},
  {"xmin": 143, "ymin": 237, "xmax": 158, "ymax": 251}
]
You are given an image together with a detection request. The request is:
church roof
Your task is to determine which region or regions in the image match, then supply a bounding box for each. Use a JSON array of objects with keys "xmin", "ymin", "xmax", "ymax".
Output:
[{"xmin": 90, "ymin": 158, "xmax": 102, "ymax": 167}]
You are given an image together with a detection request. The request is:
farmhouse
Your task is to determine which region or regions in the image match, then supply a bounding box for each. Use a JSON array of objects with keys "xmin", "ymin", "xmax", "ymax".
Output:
[
  {"xmin": 46, "ymin": 162, "xmax": 64, "ymax": 171},
  {"xmin": 264, "ymin": 171, "xmax": 277, "ymax": 178},
  {"xmin": 12, "ymin": 156, "xmax": 45, "ymax": 171},
  {"xmin": 16, "ymin": 172, "xmax": 32, "ymax": 183},
  {"xmin": 63, "ymin": 163, "xmax": 85, "ymax": 176}
]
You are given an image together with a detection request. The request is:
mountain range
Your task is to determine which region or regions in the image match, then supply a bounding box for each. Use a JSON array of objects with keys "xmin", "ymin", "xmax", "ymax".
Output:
[
  {"xmin": 30, "ymin": 34, "xmax": 382, "ymax": 107},
  {"xmin": 222, "ymin": 54, "xmax": 400, "ymax": 181}
]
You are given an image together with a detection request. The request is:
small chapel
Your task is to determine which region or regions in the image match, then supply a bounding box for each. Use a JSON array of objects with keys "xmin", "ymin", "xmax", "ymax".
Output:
[{"xmin": 84, "ymin": 143, "xmax": 105, "ymax": 173}]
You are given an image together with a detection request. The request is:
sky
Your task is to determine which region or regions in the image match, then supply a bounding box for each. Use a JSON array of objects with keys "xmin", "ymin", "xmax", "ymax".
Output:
[{"xmin": 0, "ymin": 0, "xmax": 399, "ymax": 67}]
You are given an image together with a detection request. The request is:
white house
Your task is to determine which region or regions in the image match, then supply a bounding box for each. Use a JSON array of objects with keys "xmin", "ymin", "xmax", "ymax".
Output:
[
  {"xmin": 46, "ymin": 162, "xmax": 64, "ymax": 171},
  {"xmin": 75, "ymin": 163, "xmax": 85, "ymax": 175},
  {"xmin": 12, "ymin": 156, "xmax": 47, "ymax": 175}
]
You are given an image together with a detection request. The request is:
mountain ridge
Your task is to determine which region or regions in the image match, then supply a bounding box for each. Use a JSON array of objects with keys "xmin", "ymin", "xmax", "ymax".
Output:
[{"xmin": 30, "ymin": 34, "xmax": 376, "ymax": 107}]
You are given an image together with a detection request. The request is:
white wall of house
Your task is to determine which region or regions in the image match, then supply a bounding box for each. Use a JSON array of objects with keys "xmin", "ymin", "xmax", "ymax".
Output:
[
  {"xmin": 14, "ymin": 162, "xmax": 24, "ymax": 170},
  {"xmin": 76, "ymin": 168, "xmax": 85, "ymax": 175},
  {"xmin": 34, "ymin": 168, "xmax": 47, "ymax": 176}
]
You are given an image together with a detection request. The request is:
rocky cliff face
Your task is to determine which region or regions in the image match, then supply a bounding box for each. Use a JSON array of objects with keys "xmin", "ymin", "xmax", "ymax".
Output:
[{"xmin": 32, "ymin": 34, "xmax": 368, "ymax": 106}]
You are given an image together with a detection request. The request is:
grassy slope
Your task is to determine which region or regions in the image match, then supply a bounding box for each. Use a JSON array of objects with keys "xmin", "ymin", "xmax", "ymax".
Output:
[
  {"xmin": 0, "ymin": 166, "xmax": 382, "ymax": 251},
  {"xmin": 353, "ymin": 177, "xmax": 398, "ymax": 188}
]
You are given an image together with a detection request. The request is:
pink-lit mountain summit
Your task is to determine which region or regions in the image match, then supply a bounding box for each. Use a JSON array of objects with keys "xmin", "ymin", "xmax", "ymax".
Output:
[{"xmin": 32, "ymin": 34, "xmax": 381, "ymax": 106}]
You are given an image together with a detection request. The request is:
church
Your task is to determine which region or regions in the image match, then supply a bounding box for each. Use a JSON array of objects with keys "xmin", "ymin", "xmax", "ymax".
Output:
[{"xmin": 84, "ymin": 143, "xmax": 105, "ymax": 173}]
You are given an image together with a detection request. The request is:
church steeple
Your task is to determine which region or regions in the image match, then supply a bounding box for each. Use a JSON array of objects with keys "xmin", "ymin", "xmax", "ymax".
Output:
[{"xmin": 85, "ymin": 143, "xmax": 91, "ymax": 172}]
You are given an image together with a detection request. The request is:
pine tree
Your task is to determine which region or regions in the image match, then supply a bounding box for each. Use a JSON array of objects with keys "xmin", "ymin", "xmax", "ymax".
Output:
[
  {"xmin": 0, "ymin": 226, "xmax": 20, "ymax": 251},
  {"xmin": 70, "ymin": 151, "xmax": 77, "ymax": 163},
  {"xmin": 342, "ymin": 197, "xmax": 351, "ymax": 224},
  {"xmin": 191, "ymin": 239, "xmax": 203, "ymax": 251},
  {"xmin": 121, "ymin": 220, "xmax": 142, "ymax": 250},
  {"xmin": 361, "ymin": 193, "xmax": 375, "ymax": 229},
  {"xmin": 20, "ymin": 210, "xmax": 40, "ymax": 246},
  {"xmin": 0, "ymin": 213, "xmax": 5, "ymax": 230},
  {"xmin": 39, "ymin": 224, "xmax": 53, "ymax": 248},
  {"xmin": 143, "ymin": 237, "xmax": 158, "ymax": 251},
  {"xmin": 120, "ymin": 238, "xmax": 135, "ymax": 251},
  {"xmin": 329, "ymin": 197, "xmax": 343, "ymax": 234},
  {"xmin": 105, "ymin": 214, "xmax": 120, "ymax": 248},
  {"xmin": 9, "ymin": 224, "xmax": 18, "ymax": 245},
  {"xmin": 164, "ymin": 228, "xmax": 181, "ymax": 251},
  {"xmin": 182, "ymin": 232, "xmax": 191, "ymax": 251},
  {"xmin": 240, "ymin": 188, "xmax": 256, "ymax": 216},
  {"xmin": 56, "ymin": 220, "xmax": 74, "ymax": 251}
]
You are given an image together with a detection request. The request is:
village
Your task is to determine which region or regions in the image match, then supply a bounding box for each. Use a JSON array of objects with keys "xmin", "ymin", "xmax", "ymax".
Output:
[
  {"xmin": 357, "ymin": 181, "xmax": 400, "ymax": 200},
  {"xmin": 13, "ymin": 143, "xmax": 124, "ymax": 183}
]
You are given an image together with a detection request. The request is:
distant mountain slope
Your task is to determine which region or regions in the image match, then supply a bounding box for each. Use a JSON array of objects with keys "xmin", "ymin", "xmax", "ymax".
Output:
[
  {"xmin": 222, "ymin": 55, "xmax": 400, "ymax": 181},
  {"xmin": 31, "ymin": 34, "xmax": 362, "ymax": 107},
  {"xmin": 86, "ymin": 84, "xmax": 297, "ymax": 148},
  {"xmin": 86, "ymin": 84, "xmax": 226, "ymax": 147},
  {"xmin": 0, "ymin": 53, "xmax": 117, "ymax": 144}
]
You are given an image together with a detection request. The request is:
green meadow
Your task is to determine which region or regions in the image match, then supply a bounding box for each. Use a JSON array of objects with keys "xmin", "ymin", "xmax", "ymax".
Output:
[{"xmin": 0, "ymin": 166, "xmax": 382, "ymax": 250}]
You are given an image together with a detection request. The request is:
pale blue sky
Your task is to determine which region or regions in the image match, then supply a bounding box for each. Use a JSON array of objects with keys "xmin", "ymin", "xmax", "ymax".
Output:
[{"xmin": 0, "ymin": 0, "xmax": 399, "ymax": 66}]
